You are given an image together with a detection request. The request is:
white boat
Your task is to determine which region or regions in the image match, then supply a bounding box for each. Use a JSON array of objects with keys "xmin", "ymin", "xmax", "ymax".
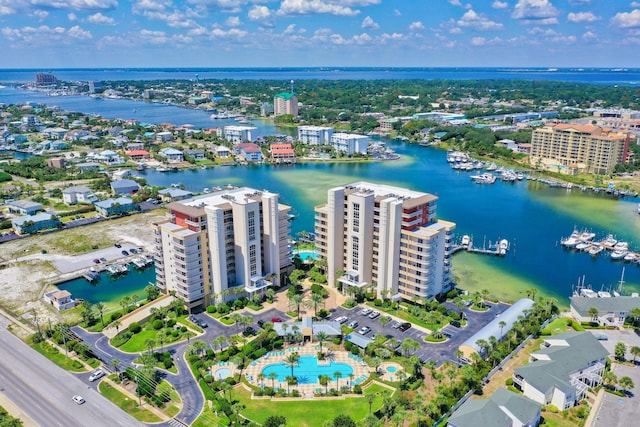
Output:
[
  {"xmin": 516, "ymin": 172, "xmax": 525, "ymax": 180},
  {"xmin": 485, "ymin": 162, "xmax": 497, "ymax": 171},
  {"xmin": 579, "ymin": 231, "xmax": 596, "ymax": 241},
  {"xmin": 580, "ymin": 288, "xmax": 597, "ymax": 298},
  {"xmin": 561, "ymin": 231, "xmax": 580, "ymax": 248},
  {"xmin": 611, "ymin": 249, "xmax": 628, "ymax": 260},
  {"xmin": 575, "ymin": 242, "xmax": 591, "ymax": 251},
  {"xmin": 499, "ymin": 239, "xmax": 509, "ymax": 255},
  {"xmin": 637, "ymin": 203, "xmax": 640, "ymax": 214},
  {"xmin": 597, "ymin": 291, "xmax": 611, "ymax": 298},
  {"xmin": 461, "ymin": 235, "xmax": 470, "ymax": 247},
  {"xmin": 588, "ymin": 244, "xmax": 604, "ymax": 256},
  {"xmin": 624, "ymin": 252, "xmax": 637, "ymax": 262},
  {"xmin": 601, "ymin": 234, "xmax": 617, "ymax": 247},
  {"xmin": 613, "ymin": 241, "xmax": 629, "ymax": 251},
  {"xmin": 470, "ymin": 173, "xmax": 496, "ymax": 184}
]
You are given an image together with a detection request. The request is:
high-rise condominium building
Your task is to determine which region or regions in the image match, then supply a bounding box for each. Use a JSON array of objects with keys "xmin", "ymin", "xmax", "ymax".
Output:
[
  {"xmin": 529, "ymin": 123, "xmax": 630, "ymax": 175},
  {"xmin": 273, "ymin": 92, "xmax": 298, "ymax": 117},
  {"xmin": 314, "ymin": 182, "xmax": 455, "ymax": 303},
  {"xmin": 154, "ymin": 187, "xmax": 292, "ymax": 311}
]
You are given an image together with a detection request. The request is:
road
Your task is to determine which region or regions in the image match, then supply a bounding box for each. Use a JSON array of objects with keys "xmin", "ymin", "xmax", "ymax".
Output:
[{"xmin": 0, "ymin": 317, "xmax": 143, "ymax": 427}]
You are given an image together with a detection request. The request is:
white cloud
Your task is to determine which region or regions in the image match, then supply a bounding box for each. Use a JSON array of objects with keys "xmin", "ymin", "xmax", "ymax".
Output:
[
  {"xmin": 32, "ymin": 10, "xmax": 49, "ymax": 20},
  {"xmin": 87, "ymin": 12, "xmax": 115, "ymax": 25},
  {"xmin": 67, "ymin": 12, "xmax": 77, "ymax": 21},
  {"xmin": 471, "ymin": 36, "xmax": 486, "ymax": 45},
  {"xmin": 248, "ymin": 5, "xmax": 271, "ymax": 22},
  {"xmin": 632, "ymin": 2, "xmax": 640, "ymax": 8},
  {"xmin": 457, "ymin": 9, "xmax": 504, "ymax": 30},
  {"xmin": 582, "ymin": 30, "xmax": 597, "ymax": 40},
  {"xmin": 393, "ymin": 9, "xmax": 401, "ymax": 16},
  {"xmin": 611, "ymin": 9, "xmax": 640, "ymax": 28},
  {"xmin": 492, "ymin": 1, "xmax": 508, "ymax": 8},
  {"xmin": 67, "ymin": 25, "xmax": 92, "ymax": 39},
  {"xmin": 283, "ymin": 24, "xmax": 297, "ymax": 34},
  {"xmin": 210, "ymin": 27, "xmax": 248, "ymax": 38},
  {"xmin": 30, "ymin": 0, "xmax": 117, "ymax": 10},
  {"xmin": 2, "ymin": 24, "xmax": 92, "ymax": 44},
  {"xmin": 278, "ymin": 0, "xmax": 381, "ymax": 17},
  {"xmin": 408, "ymin": 21, "xmax": 425, "ymax": 31},
  {"xmin": 361, "ymin": 16, "xmax": 379, "ymax": 29},
  {"xmin": 528, "ymin": 26, "xmax": 558, "ymax": 35},
  {"xmin": 139, "ymin": 29, "xmax": 169, "ymax": 44},
  {"xmin": 512, "ymin": 0, "xmax": 559, "ymax": 21},
  {"xmin": 567, "ymin": 11, "xmax": 598, "ymax": 23},
  {"xmin": 225, "ymin": 16, "xmax": 241, "ymax": 27}
]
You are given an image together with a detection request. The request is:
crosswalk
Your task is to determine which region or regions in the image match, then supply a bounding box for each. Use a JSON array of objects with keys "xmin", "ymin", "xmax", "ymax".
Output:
[{"xmin": 168, "ymin": 418, "xmax": 189, "ymax": 427}]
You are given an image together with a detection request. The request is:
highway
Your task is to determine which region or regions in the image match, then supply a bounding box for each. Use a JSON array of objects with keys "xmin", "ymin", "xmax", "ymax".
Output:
[{"xmin": 0, "ymin": 317, "xmax": 143, "ymax": 427}]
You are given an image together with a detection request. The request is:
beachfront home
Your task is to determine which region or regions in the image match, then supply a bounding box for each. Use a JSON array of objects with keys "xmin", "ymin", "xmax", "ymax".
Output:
[
  {"xmin": 331, "ymin": 133, "xmax": 370, "ymax": 155},
  {"xmin": 158, "ymin": 188, "xmax": 193, "ymax": 202},
  {"xmin": 448, "ymin": 388, "xmax": 541, "ymax": 427},
  {"xmin": 127, "ymin": 149, "xmax": 151, "ymax": 161},
  {"xmin": 41, "ymin": 127, "xmax": 68, "ymax": 140},
  {"xmin": 214, "ymin": 145, "xmax": 232, "ymax": 158},
  {"xmin": 234, "ymin": 143, "xmax": 263, "ymax": 162},
  {"xmin": 95, "ymin": 197, "xmax": 136, "ymax": 217},
  {"xmin": 156, "ymin": 131, "xmax": 173, "ymax": 142},
  {"xmin": 75, "ymin": 162, "xmax": 101, "ymax": 173},
  {"xmin": 44, "ymin": 290, "xmax": 75, "ymax": 311},
  {"xmin": 110, "ymin": 179, "xmax": 140, "ymax": 195},
  {"xmin": 570, "ymin": 295, "xmax": 640, "ymax": 327},
  {"xmin": 159, "ymin": 147, "xmax": 184, "ymax": 163},
  {"xmin": 270, "ymin": 143, "xmax": 295, "ymax": 163},
  {"xmin": 95, "ymin": 150, "xmax": 125, "ymax": 165},
  {"xmin": 513, "ymin": 332, "xmax": 608, "ymax": 410},
  {"xmin": 223, "ymin": 125, "xmax": 257, "ymax": 144},
  {"xmin": 7, "ymin": 200, "xmax": 43, "ymax": 216},
  {"xmin": 298, "ymin": 126, "xmax": 334, "ymax": 145},
  {"xmin": 184, "ymin": 149, "xmax": 206, "ymax": 161},
  {"xmin": 12, "ymin": 211, "xmax": 61, "ymax": 235},
  {"xmin": 62, "ymin": 186, "xmax": 97, "ymax": 205}
]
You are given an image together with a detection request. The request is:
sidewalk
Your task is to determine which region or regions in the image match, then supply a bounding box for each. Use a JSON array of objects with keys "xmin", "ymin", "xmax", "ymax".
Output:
[{"xmin": 0, "ymin": 392, "xmax": 38, "ymax": 427}]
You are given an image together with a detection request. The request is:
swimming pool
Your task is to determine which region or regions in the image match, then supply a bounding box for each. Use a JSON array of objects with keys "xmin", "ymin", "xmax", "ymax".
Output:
[
  {"xmin": 386, "ymin": 366, "xmax": 397, "ymax": 373},
  {"xmin": 260, "ymin": 355, "xmax": 354, "ymax": 384},
  {"xmin": 294, "ymin": 251, "xmax": 319, "ymax": 261},
  {"xmin": 215, "ymin": 368, "xmax": 232, "ymax": 379}
]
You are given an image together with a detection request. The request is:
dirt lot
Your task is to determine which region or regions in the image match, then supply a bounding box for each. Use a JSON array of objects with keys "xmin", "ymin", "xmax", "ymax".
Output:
[{"xmin": 0, "ymin": 211, "xmax": 166, "ymax": 336}]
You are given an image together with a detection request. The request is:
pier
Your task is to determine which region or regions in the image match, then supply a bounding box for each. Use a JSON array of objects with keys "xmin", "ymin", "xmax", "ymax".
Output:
[
  {"xmin": 451, "ymin": 235, "xmax": 510, "ymax": 257},
  {"xmin": 560, "ymin": 229, "xmax": 640, "ymax": 264}
]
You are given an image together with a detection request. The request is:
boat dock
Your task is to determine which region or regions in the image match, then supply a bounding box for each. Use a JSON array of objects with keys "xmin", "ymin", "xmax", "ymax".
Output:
[
  {"xmin": 451, "ymin": 235, "xmax": 510, "ymax": 257},
  {"xmin": 560, "ymin": 229, "xmax": 640, "ymax": 264}
]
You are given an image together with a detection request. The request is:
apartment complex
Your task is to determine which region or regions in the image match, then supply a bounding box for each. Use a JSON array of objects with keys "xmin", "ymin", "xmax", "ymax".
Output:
[
  {"xmin": 314, "ymin": 182, "xmax": 455, "ymax": 303},
  {"xmin": 331, "ymin": 133, "xmax": 370, "ymax": 155},
  {"xmin": 153, "ymin": 187, "xmax": 292, "ymax": 311},
  {"xmin": 273, "ymin": 92, "xmax": 298, "ymax": 117},
  {"xmin": 223, "ymin": 125, "xmax": 257, "ymax": 144},
  {"xmin": 298, "ymin": 126, "xmax": 334, "ymax": 145},
  {"xmin": 513, "ymin": 332, "xmax": 608, "ymax": 410},
  {"xmin": 529, "ymin": 123, "xmax": 630, "ymax": 175}
]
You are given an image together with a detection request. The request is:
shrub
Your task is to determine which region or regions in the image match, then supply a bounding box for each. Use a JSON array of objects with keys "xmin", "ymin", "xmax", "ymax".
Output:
[
  {"xmin": 333, "ymin": 337, "xmax": 342, "ymax": 345},
  {"xmin": 505, "ymin": 378, "xmax": 513, "ymax": 386},
  {"xmin": 163, "ymin": 358, "xmax": 173, "ymax": 369},
  {"xmin": 152, "ymin": 319, "xmax": 163, "ymax": 330},
  {"xmin": 171, "ymin": 330, "xmax": 179, "ymax": 337},
  {"xmin": 353, "ymin": 385, "xmax": 363, "ymax": 394},
  {"xmin": 252, "ymin": 348, "xmax": 266, "ymax": 359},
  {"xmin": 180, "ymin": 326, "xmax": 187, "ymax": 333},
  {"xmin": 233, "ymin": 299, "xmax": 245, "ymax": 309},
  {"xmin": 548, "ymin": 404, "xmax": 559, "ymax": 413},
  {"xmin": 129, "ymin": 322, "xmax": 142, "ymax": 334},
  {"xmin": 166, "ymin": 319, "xmax": 176, "ymax": 328},
  {"xmin": 373, "ymin": 299, "xmax": 383, "ymax": 307},
  {"xmin": 206, "ymin": 304, "xmax": 217, "ymax": 313},
  {"xmin": 110, "ymin": 311, "xmax": 123, "ymax": 321},
  {"xmin": 351, "ymin": 347, "xmax": 360, "ymax": 355},
  {"xmin": 224, "ymin": 377, "xmax": 237, "ymax": 386}
]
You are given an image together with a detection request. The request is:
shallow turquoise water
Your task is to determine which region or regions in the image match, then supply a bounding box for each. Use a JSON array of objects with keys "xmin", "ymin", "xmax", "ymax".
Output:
[{"xmin": 295, "ymin": 251, "xmax": 320, "ymax": 261}]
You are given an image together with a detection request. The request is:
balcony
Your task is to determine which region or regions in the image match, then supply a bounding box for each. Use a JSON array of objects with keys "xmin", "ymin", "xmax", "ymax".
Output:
[
  {"xmin": 337, "ymin": 271, "xmax": 368, "ymax": 289},
  {"xmin": 245, "ymin": 276, "xmax": 273, "ymax": 293}
]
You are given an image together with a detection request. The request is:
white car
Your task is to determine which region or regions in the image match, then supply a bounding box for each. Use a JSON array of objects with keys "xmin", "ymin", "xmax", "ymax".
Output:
[
  {"xmin": 72, "ymin": 395, "xmax": 86, "ymax": 405},
  {"xmin": 358, "ymin": 326, "xmax": 371, "ymax": 335},
  {"xmin": 359, "ymin": 308, "xmax": 373, "ymax": 316},
  {"xmin": 335, "ymin": 316, "xmax": 348, "ymax": 324},
  {"xmin": 88, "ymin": 369, "xmax": 105, "ymax": 382},
  {"xmin": 368, "ymin": 311, "xmax": 380, "ymax": 319},
  {"xmin": 348, "ymin": 320, "xmax": 359, "ymax": 329}
]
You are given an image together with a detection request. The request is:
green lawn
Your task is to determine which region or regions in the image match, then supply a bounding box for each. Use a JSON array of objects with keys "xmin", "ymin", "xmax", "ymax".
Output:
[
  {"xmin": 31, "ymin": 341, "xmax": 87, "ymax": 372},
  {"xmin": 366, "ymin": 303, "xmax": 450, "ymax": 332},
  {"xmin": 117, "ymin": 329, "xmax": 192, "ymax": 353},
  {"xmin": 98, "ymin": 381, "xmax": 162, "ymax": 423},
  {"xmin": 236, "ymin": 383, "xmax": 390, "ymax": 427}
]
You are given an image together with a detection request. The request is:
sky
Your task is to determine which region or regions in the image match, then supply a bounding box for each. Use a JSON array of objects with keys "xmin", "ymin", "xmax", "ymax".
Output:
[{"xmin": 1, "ymin": 0, "xmax": 640, "ymax": 68}]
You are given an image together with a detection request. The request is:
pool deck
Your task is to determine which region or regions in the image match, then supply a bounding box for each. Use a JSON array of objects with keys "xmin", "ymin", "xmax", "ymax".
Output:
[
  {"xmin": 243, "ymin": 344, "xmax": 371, "ymax": 396},
  {"xmin": 378, "ymin": 362, "xmax": 403, "ymax": 382}
]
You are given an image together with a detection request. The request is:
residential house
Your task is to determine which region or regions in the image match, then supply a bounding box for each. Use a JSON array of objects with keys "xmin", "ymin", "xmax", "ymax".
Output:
[
  {"xmin": 112, "ymin": 170, "xmax": 132, "ymax": 180},
  {"xmin": 64, "ymin": 129, "xmax": 90, "ymax": 141},
  {"xmin": 110, "ymin": 179, "xmax": 140, "ymax": 195},
  {"xmin": 513, "ymin": 332, "xmax": 608, "ymax": 410},
  {"xmin": 156, "ymin": 131, "xmax": 173, "ymax": 142},
  {"xmin": 448, "ymin": 388, "xmax": 541, "ymax": 427},
  {"xmin": 570, "ymin": 295, "xmax": 640, "ymax": 327},
  {"xmin": 41, "ymin": 127, "xmax": 68, "ymax": 139},
  {"xmin": 44, "ymin": 290, "xmax": 75, "ymax": 311},
  {"xmin": 214, "ymin": 145, "xmax": 232, "ymax": 158},
  {"xmin": 234, "ymin": 143, "xmax": 263, "ymax": 162},
  {"xmin": 12, "ymin": 211, "xmax": 61, "ymax": 235},
  {"xmin": 95, "ymin": 150, "xmax": 125, "ymax": 165},
  {"xmin": 47, "ymin": 157, "xmax": 66, "ymax": 169},
  {"xmin": 127, "ymin": 149, "xmax": 151, "ymax": 161},
  {"xmin": 158, "ymin": 188, "xmax": 193, "ymax": 202},
  {"xmin": 7, "ymin": 200, "xmax": 43, "ymax": 216},
  {"xmin": 95, "ymin": 197, "xmax": 136, "ymax": 217},
  {"xmin": 184, "ymin": 149, "xmax": 206, "ymax": 161},
  {"xmin": 62, "ymin": 186, "xmax": 97, "ymax": 205},
  {"xmin": 159, "ymin": 147, "xmax": 184, "ymax": 163},
  {"xmin": 270, "ymin": 143, "xmax": 295, "ymax": 163},
  {"xmin": 75, "ymin": 162, "xmax": 101, "ymax": 173},
  {"xmin": 126, "ymin": 142, "xmax": 145, "ymax": 151}
]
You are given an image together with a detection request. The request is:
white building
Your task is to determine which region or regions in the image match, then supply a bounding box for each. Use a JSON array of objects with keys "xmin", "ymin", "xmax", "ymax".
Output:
[
  {"xmin": 159, "ymin": 147, "xmax": 184, "ymax": 163},
  {"xmin": 331, "ymin": 133, "xmax": 370, "ymax": 155},
  {"xmin": 314, "ymin": 182, "xmax": 455, "ymax": 302},
  {"xmin": 298, "ymin": 126, "xmax": 334, "ymax": 145},
  {"xmin": 223, "ymin": 126, "xmax": 257, "ymax": 144},
  {"xmin": 153, "ymin": 187, "xmax": 292, "ymax": 311},
  {"xmin": 62, "ymin": 186, "xmax": 97, "ymax": 205}
]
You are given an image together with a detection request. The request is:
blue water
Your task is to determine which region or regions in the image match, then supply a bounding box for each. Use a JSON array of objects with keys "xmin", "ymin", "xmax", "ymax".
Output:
[
  {"xmin": 58, "ymin": 266, "xmax": 156, "ymax": 309},
  {"xmin": 387, "ymin": 366, "xmax": 397, "ymax": 373},
  {"xmin": 1, "ymin": 67, "xmax": 639, "ymax": 85},
  {"xmin": 261, "ymin": 355, "xmax": 354, "ymax": 384},
  {"xmin": 214, "ymin": 368, "xmax": 231, "ymax": 379},
  {"xmin": 295, "ymin": 251, "xmax": 320, "ymax": 261}
]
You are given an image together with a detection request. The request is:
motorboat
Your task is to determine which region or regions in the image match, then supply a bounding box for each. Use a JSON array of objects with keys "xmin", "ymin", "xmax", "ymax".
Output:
[
  {"xmin": 579, "ymin": 231, "xmax": 596, "ymax": 241},
  {"xmin": 600, "ymin": 234, "xmax": 617, "ymax": 248},
  {"xmin": 461, "ymin": 235, "xmax": 470, "ymax": 247},
  {"xmin": 624, "ymin": 252, "xmax": 637, "ymax": 262},
  {"xmin": 499, "ymin": 239, "xmax": 509, "ymax": 255},
  {"xmin": 470, "ymin": 173, "xmax": 497, "ymax": 184},
  {"xmin": 613, "ymin": 241, "xmax": 629, "ymax": 251},
  {"xmin": 611, "ymin": 249, "xmax": 628, "ymax": 260},
  {"xmin": 575, "ymin": 242, "xmax": 591, "ymax": 251},
  {"xmin": 588, "ymin": 244, "xmax": 604, "ymax": 256},
  {"xmin": 561, "ymin": 231, "xmax": 580, "ymax": 248}
]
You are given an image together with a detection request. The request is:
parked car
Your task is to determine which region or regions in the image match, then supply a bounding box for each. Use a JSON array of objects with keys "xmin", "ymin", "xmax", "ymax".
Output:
[
  {"xmin": 398, "ymin": 322, "xmax": 412, "ymax": 332},
  {"xmin": 271, "ymin": 317, "xmax": 283, "ymax": 323},
  {"xmin": 114, "ymin": 243, "xmax": 122, "ymax": 248},
  {"xmin": 88, "ymin": 369, "xmax": 105, "ymax": 382},
  {"xmin": 335, "ymin": 316, "xmax": 348, "ymax": 324},
  {"xmin": 197, "ymin": 319, "xmax": 208, "ymax": 328},
  {"xmin": 358, "ymin": 326, "xmax": 371, "ymax": 335},
  {"xmin": 359, "ymin": 308, "xmax": 372, "ymax": 316},
  {"xmin": 368, "ymin": 310, "xmax": 380, "ymax": 319},
  {"xmin": 99, "ymin": 257, "xmax": 107, "ymax": 262},
  {"xmin": 257, "ymin": 320, "xmax": 265, "ymax": 328},
  {"xmin": 244, "ymin": 327, "xmax": 256, "ymax": 336},
  {"xmin": 92, "ymin": 258, "xmax": 100, "ymax": 264},
  {"xmin": 129, "ymin": 248, "xmax": 137, "ymax": 254},
  {"xmin": 72, "ymin": 395, "xmax": 86, "ymax": 405},
  {"xmin": 348, "ymin": 320, "xmax": 359, "ymax": 329},
  {"xmin": 450, "ymin": 320, "xmax": 461, "ymax": 328},
  {"xmin": 592, "ymin": 333, "xmax": 608, "ymax": 341},
  {"xmin": 121, "ymin": 250, "xmax": 129, "ymax": 256}
]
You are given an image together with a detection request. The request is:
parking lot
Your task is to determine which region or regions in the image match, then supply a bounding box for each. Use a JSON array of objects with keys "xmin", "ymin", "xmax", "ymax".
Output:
[
  {"xmin": 51, "ymin": 242, "xmax": 145, "ymax": 274},
  {"xmin": 592, "ymin": 362, "xmax": 640, "ymax": 427},
  {"xmin": 329, "ymin": 301, "xmax": 509, "ymax": 366}
]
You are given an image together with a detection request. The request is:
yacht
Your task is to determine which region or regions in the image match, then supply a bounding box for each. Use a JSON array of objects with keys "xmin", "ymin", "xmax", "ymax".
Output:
[
  {"xmin": 600, "ymin": 234, "xmax": 617, "ymax": 248},
  {"xmin": 611, "ymin": 249, "xmax": 628, "ymax": 260},
  {"xmin": 575, "ymin": 242, "xmax": 591, "ymax": 251},
  {"xmin": 470, "ymin": 173, "xmax": 497, "ymax": 184},
  {"xmin": 461, "ymin": 235, "xmax": 471, "ymax": 247},
  {"xmin": 623, "ymin": 252, "xmax": 637, "ymax": 262},
  {"xmin": 561, "ymin": 230, "xmax": 580, "ymax": 248},
  {"xmin": 499, "ymin": 239, "xmax": 509, "ymax": 255},
  {"xmin": 588, "ymin": 244, "xmax": 604, "ymax": 256},
  {"xmin": 579, "ymin": 231, "xmax": 596, "ymax": 241},
  {"xmin": 613, "ymin": 241, "xmax": 629, "ymax": 251}
]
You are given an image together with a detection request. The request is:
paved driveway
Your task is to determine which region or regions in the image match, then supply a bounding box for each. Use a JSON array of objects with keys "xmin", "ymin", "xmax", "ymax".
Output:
[
  {"xmin": 52, "ymin": 243, "xmax": 143, "ymax": 274},
  {"xmin": 592, "ymin": 363, "xmax": 640, "ymax": 427},
  {"xmin": 589, "ymin": 329, "xmax": 640, "ymax": 357}
]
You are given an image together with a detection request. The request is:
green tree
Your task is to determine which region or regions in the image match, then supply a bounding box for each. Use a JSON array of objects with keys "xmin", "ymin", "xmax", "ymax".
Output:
[
  {"xmin": 588, "ymin": 307, "xmax": 599, "ymax": 321},
  {"xmin": 366, "ymin": 393, "xmax": 376, "ymax": 415},
  {"xmin": 333, "ymin": 370, "xmax": 343, "ymax": 390},
  {"xmin": 284, "ymin": 352, "xmax": 300, "ymax": 378},
  {"xmin": 332, "ymin": 414, "xmax": 356, "ymax": 427},
  {"xmin": 378, "ymin": 316, "xmax": 391, "ymax": 329},
  {"xmin": 264, "ymin": 415, "xmax": 287, "ymax": 427},
  {"xmin": 630, "ymin": 345, "xmax": 640, "ymax": 364},
  {"xmin": 319, "ymin": 374, "xmax": 331, "ymax": 394},
  {"xmin": 498, "ymin": 320, "xmax": 506, "ymax": 340},
  {"xmin": 615, "ymin": 342, "xmax": 627, "ymax": 360},
  {"xmin": 268, "ymin": 371, "xmax": 278, "ymax": 388},
  {"xmin": 619, "ymin": 376, "xmax": 634, "ymax": 394},
  {"xmin": 289, "ymin": 294, "xmax": 304, "ymax": 318},
  {"xmin": 94, "ymin": 302, "xmax": 106, "ymax": 326},
  {"xmin": 316, "ymin": 331, "xmax": 328, "ymax": 354}
]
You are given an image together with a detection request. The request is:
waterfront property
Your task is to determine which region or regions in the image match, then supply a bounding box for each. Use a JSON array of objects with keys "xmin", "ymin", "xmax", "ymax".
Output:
[
  {"xmin": 223, "ymin": 125, "xmax": 257, "ymax": 143},
  {"xmin": 447, "ymin": 387, "xmax": 541, "ymax": 427},
  {"xmin": 273, "ymin": 91, "xmax": 298, "ymax": 117},
  {"xmin": 297, "ymin": 126, "xmax": 334, "ymax": 145},
  {"xmin": 110, "ymin": 179, "xmax": 140, "ymax": 195},
  {"xmin": 569, "ymin": 295, "xmax": 640, "ymax": 327},
  {"xmin": 12, "ymin": 211, "xmax": 62, "ymax": 235},
  {"xmin": 6, "ymin": 199, "xmax": 43, "ymax": 216},
  {"xmin": 94, "ymin": 197, "xmax": 136, "ymax": 217},
  {"xmin": 513, "ymin": 332, "xmax": 608, "ymax": 410},
  {"xmin": 153, "ymin": 186, "xmax": 292, "ymax": 311},
  {"xmin": 62, "ymin": 185, "xmax": 97, "ymax": 205},
  {"xmin": 330, "ymin": 133, "xmax": 369, "ymax": 155},
  {"xmin": 529, "ymin": 123, "xmax": 631, "ymax": 175},
  {"xmin": 314, "ymin": 181, "xmax": 455, "ymax": 303},
  {"xmin": 458, "ymin": 298, "xmax": 535, "ymax": 359}
]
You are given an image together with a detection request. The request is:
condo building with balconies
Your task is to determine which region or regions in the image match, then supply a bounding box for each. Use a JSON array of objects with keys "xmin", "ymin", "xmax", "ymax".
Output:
[
  {"xmin": 314, "ymin": 182, "xmax": 455, "ymax": 303},
  {"xmin": 153, "ymin": 187, "xmax": 292, "ymax": 311}
]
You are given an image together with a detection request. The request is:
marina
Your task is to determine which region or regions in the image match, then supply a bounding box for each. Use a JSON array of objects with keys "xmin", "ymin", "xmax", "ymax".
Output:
[
  {"xmin": 453, "ymin": 235, "xmax": 510, "ymax": 257},
  {"xmin": 561, "ymin": 229, "xmax": 640, "ymax": 265}
]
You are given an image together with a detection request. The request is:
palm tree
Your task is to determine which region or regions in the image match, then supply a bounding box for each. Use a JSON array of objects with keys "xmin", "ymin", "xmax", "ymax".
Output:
[
  {"xmin": 308, "ymin": 293, "xmax": 324, "ymax": 316},
  {"xmin": 588, "ymin": 306, "xmax": 599, "ymax": 321},
  {"xmin": 334, "ymin": 370, "xmax": 343, "ymax": 390},
  {"xmin": 289, "ymin": 294, "xmax": 303, "ymax": 318},
  {"xmin": 619, "ymin": 376, "xmax": 634, "ymax": 394},
  {"xmin": 498, "ymin": 320, "xmax": 506, "ymax": 340},
  {"xmin": 110, "ymin": 358, "xmax": 121, "ymax": 378},
  {"xmin": 319, "ymin": 374, "xmax": 330, "ymax": 394},
  {"xmin": 266, "ymin": 288, "xmax": 275, "ymax": 303},
  {"xmin": 257, "ymin": 372, "xmax": 266, "ymax": 387},
  {"xmin": 268, "ymin": 371, "xmax": 277, "ymax": 388},
  {"xmin": 284, "ymin": 352, "xmax": 300, "ymax": 378},
  {"xmin": 230, "ymin": 312, "xmax": 243, "ymax": 335},
  {"xmin": 379, "ymin": 316, "xmax": 391, "ymax": 329},
  {"xmin": 348, "ymin": 373, "xmax": 355, "ymax": 391},
  {"xmin": 603, "ymin": 370, "xmax": 618, "ymax": 390},
  {"xmin": 111, "ymin": 319, "xmax": 122, "ymax": 335},
  {"xmin": 282, "ymin": 323, "xmax": 289, "ymax": 343},
  {"xmin": 455, "ymin": 349, "xmax": 464, "ymax": 367},
  {"xmin": 188, "ymin": 340, "xmax": 207, "ymax": 359},
  {"xmin": 94, "ymin": 302, "xmax": 106, "ymax": 326},
  {"xmin": 366, "ymin": 393, "xmax": 376, "ymax": 415},
  {"xmin": 316, "ymin": 331, "xmax": 328, "ymax": 354},
  {"xmin": 631, "ymin": 345, "xmax": 640, "ymax": 365},
  {"xmin": 481, "ymin": 289, "xmax": 489, "ymax": 308},
  {"xmin": 120, "ymin": 296, "xmax": 130, "ymax": 314},
  {"xmin": 144, "ymin": 338, "xmax": 155, "ymax": 354},
  {"xmin": 630, "ymin": 307, "xmax": 640, "ymax": 326},
  {"xmin": 231, "ymin": 402, "xmax": 245, "ymax": 424}
]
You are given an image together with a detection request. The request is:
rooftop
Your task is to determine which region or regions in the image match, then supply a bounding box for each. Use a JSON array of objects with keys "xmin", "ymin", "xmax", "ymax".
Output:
[
  {"xmin": 570, "ymin": 295, "xmax": 640, "ymax": 315},
  {"xmin": 274, "ymin": 92, "xmax": 295, "ymax": 100}
]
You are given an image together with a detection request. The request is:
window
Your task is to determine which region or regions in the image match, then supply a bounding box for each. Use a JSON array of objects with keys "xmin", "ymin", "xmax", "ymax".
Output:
[
  {"xmin": 249, "ymin": 244, "xmax": 257, "ymax": 276},
  {"xmin": 248, "ymin": 215, "xmax": 256, "ymax": 241},
  {"xmin": 352, "ymin": 203, "xmax": 360, "ymax": 232}
]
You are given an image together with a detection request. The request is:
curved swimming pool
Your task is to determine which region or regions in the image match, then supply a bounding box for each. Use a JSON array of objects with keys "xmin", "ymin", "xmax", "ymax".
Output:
[
  {"xmin": 261, "ymin": 355, "xmax": 354, "ymax": 384},
  {"xmin": 293, "ymin": 251, "xmax": 319, "ymax": 261}
]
